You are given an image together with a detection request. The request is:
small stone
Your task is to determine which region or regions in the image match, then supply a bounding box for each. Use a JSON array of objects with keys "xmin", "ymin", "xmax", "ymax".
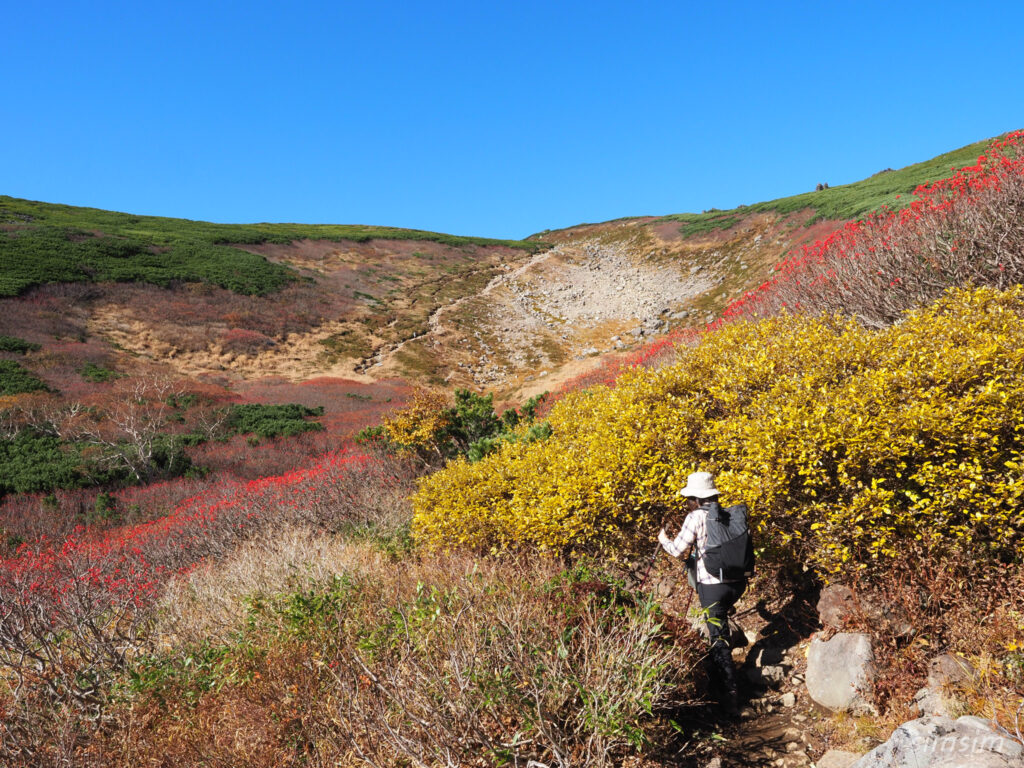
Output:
[
  {"xmin": 760, "ymin": 665, "xmax": 787, "ymax": 688},
  {"xmin": 786, "ymin": 741, "xmax": 800, "ymax": 753},
  {"xmin": 781, "ymin": 692, "xmax": 797, "ymax": 708}
]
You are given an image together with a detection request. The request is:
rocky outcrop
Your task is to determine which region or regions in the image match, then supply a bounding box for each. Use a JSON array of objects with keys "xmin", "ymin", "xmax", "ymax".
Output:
[
  {"xmin": 851, "ymin": 715, "xmax": 1023, "ymax": 767},
  {"xmin": 817, "ymin": 584, "xmax": 913, "ymax": 637},
  {"xmin": 805, "ymin": 632, "xmax": 877, "ymax": 714},
  {"xmin": 913, "ymin": 653, "xmax": 978, "ymax": 718},
  {"xmin": 817, "ymin": 751, "xmax": 863, "ymax": 768}
]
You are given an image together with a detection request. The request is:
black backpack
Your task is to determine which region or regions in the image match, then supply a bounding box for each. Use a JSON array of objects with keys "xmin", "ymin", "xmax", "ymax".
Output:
[{"xmin": 701, "ymin": 502, "xmax": 755, "ymax": 581}]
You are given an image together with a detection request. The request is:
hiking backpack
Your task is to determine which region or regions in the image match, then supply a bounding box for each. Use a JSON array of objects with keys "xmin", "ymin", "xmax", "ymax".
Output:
[{"xmin": 701, "ymin": 503, "xmax": 756, "ymax": 581}]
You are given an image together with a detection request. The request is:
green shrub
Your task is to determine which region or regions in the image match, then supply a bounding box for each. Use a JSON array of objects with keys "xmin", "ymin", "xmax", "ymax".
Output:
[
  {"xmin": 0, "ymin": 431, "xmax": 86, "ymax": 495},
  {"xmin": 225, "ymin": 403, "xmax": 324, "ymax": 439},
  {"xmin": 0, "ymin": 360, "xmax": 48, "ymax": 395},
  {"xmin": 357, "ymin": 388, "xmax": 548, "ymax": 465},
  {"xmin": 80, "ymin": 362, "xmax": 121, "ymax": 383},
  {"xmin": 0, "ymin": 195, "xmax": 543, "ymax": 297},
  {"xmin": 0, "ymin": 335, "xmax": 40, "ymax": 354},
  {"xmin": 660, "ymin": 136, "xmax": 995, "ymax": 230}
]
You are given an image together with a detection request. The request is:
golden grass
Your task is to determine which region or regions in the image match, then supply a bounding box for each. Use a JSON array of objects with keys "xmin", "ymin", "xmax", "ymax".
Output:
[{"xmin": 154, "ymin": 526, "xmax": 386, "ymax": 648}]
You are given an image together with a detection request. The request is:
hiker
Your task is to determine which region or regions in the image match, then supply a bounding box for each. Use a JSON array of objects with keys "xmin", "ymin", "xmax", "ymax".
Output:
[{"xmin": 658, "ymin": 471, "xmax": 752, "ymax": 714}]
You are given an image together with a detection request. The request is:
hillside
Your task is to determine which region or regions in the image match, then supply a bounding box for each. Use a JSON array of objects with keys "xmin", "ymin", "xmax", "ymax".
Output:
[
  {"xmin": 2, "ymin": 131, "xmax": 1023, "ymax": 767},
  {"xmin": 0, "ymin": 135, "xmax": 998, "ymax": 406}
]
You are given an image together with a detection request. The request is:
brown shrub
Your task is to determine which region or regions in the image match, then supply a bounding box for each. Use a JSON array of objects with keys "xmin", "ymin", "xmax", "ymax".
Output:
[{"xmin": 113, "ymin": 546, "xmax": 700, "ymax": 768}]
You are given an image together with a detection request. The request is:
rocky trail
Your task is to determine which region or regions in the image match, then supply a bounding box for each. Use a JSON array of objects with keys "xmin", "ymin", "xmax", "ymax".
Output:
[
  {"xmin": 370, "ymin": 232, "xmax": 723, "ymax": 398},
  {"xmin": 647, "ymin": 574, "xmax": 1024, "ymax": 768}
]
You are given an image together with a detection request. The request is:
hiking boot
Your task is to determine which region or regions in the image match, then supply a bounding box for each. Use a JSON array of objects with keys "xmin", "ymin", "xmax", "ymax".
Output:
[
  {"xmin": 711, "ymin": 641, "xmax": 742, "ymax": 716},
  {"xmin": 722, "ymin": 689, "xmax": 741, "ymax": 717}
]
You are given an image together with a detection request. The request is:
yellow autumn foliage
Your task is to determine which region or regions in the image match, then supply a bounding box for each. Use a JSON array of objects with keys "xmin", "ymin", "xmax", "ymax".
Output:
[
  {"xmin": 412, "ymin": 286, "xmax": 1024, "ymax": 577},
  {"xmin": 380, "ymin": 389, "xmax": 451, "ymax": 453}
]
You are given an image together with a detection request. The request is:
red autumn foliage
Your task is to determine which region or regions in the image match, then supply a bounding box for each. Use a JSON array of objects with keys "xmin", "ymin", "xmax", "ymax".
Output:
[
  {"xmin": 718, "ymin": 130, "xmax": 1024, "ymax": 327},
  {"xmin": 554, "ymin": 130, "xmax": 1024, "ymax": 399},
  {"xmin": 0, "ymin": 446, "xmax": 412, "ymax": 743}
]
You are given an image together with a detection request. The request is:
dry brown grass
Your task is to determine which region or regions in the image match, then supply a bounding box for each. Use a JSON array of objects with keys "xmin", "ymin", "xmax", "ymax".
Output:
[
  {"xmin": 154, "ymin": 526, "xmax": 385, "ymax": 648},
  {"xmin": 87, "ymin": 545, "xmax": 700, "ymax": 768}
]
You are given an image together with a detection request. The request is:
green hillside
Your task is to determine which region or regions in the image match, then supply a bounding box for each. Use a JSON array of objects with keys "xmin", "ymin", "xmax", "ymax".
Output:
[
  {"xmin": 662, "ymin": 136, "xmax": 995, "ymax": 237},
  {"xmin": 0, "ymin": 196, "xmax": 541, "ymax": 297}
]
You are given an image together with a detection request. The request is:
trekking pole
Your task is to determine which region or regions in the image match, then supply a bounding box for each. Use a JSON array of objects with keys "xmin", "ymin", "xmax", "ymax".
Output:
[
  {"xmin": 637, "ymin": 542, "xmax": 661, "ymax": 589},
  {"xmin": 681, "ymin": 578, "xmax": 696, "ymax": 618}
]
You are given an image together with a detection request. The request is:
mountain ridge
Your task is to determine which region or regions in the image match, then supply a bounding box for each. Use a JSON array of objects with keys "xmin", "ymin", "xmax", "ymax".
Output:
[{"xmin": 0, "ymin": 133, "xmax": 1005, "ymax": 403}]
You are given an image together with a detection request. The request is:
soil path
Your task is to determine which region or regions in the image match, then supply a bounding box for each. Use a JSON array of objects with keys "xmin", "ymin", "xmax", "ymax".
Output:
[{"xmin": 653, "ymin": 573, "xmax": 833, "ymax": 767}]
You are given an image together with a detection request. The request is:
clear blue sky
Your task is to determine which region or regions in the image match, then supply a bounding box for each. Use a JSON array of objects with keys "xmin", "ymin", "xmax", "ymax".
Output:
[{"xmin": 3, "ymin": 1, "xmax": 1023, "ymax": 239}]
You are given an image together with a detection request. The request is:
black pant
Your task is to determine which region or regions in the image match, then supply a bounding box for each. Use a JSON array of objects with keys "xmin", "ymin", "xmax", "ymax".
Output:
[
  {"xmin": 696, "ymin": 579, "xmax": 747, "ymax": 704},
  {"xmin": 695, "ymin": 579, "xmax": 746, "ymax": 646}
]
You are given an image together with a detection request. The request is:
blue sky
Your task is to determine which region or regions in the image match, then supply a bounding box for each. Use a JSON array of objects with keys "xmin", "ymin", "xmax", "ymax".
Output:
[{"xmin": 3, "ymin": 1, "xmax": 1023, "ymax": 239}]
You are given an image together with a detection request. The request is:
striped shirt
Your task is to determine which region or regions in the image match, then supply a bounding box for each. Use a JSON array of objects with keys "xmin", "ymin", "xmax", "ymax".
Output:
[{"xmin": 661, "ymin": 502, "xmax": 739, "ymax": 585}]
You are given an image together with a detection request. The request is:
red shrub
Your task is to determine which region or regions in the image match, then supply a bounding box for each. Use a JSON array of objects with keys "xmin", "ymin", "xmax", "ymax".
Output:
[
  {"xmin": 720, "ymin": 130, "xmax": 1024, "ymax": 327},
  {"xmin": 0, "ymin": 446, "xmax": 412, "ymax": 751}
]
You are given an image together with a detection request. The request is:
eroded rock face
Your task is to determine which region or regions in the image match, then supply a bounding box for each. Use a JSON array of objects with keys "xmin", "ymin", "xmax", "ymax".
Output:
[
  {"xmin": 806, "ymin": 632, "xmax": 876, "ymax": 714},
  {"xmin": 818, "ymin": 584, "xmax": 858, "ymax": 629},
  {"xmin": 816, "ymin": 584, "xmax": 913, "ymax": 637},
  {"xmin": 913, "ymin": 653, "xmax": 978, "ymax": 718},
  {"xmin": 851, "ymin": 715, "xmax": 1024, "ymax": 768}
]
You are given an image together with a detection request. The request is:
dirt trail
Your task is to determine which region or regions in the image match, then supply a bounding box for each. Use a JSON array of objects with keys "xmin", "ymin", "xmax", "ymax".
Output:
[{"xmin": 653, "ymin": 572, "xmax": 832, "ymax": 768}]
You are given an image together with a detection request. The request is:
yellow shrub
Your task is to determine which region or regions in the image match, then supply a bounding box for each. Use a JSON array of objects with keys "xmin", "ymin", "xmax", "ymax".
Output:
[
  {"xmin": 412, "ymin": 287, "xmax": 1024, "ymax": 577},
  {"xmin": 380, "ymin": 389, "xmax": 451, "ymax": 454}
]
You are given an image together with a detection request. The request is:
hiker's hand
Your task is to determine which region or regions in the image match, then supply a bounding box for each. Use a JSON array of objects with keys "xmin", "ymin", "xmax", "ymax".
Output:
[{"xmin": 658, "ymin": 528, "xmax": 671, "ymax": 548}]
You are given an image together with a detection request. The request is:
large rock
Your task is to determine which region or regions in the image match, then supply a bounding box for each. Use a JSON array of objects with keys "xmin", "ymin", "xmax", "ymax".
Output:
[
  {"xmin": 851, "ymin": 715, "xmax": 1023, "ymax": 767},
  {"xmin": 806, "ymin": 632, "xmax": 877, "ymax": 714}
]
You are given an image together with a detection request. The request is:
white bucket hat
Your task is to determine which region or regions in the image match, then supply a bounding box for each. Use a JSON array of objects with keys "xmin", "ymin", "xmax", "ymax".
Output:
[{"xmin": 677, "ymin": 471, "xmax": 719, "ymax": 499}]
